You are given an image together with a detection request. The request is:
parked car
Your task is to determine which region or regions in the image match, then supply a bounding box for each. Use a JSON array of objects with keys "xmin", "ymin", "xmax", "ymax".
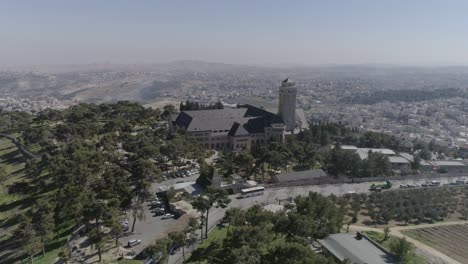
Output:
[
  {"xmin": 152, "ymin": 203, "xmax": 164, "ymax": 210},
  {"xmin": 127, "ymin": 239, "xmax": 142, "ymax": 248},
  {"xmin": 399, "ymin": 184, "xmax": 408, "ymax": 189},
  {"xmin": 170, "ymin": 243, "xmax": 181, "ymax": 255},
  {"xmin": 161, "ymin": 213, "xmax": 175, "ymax": 219},
  {"xmin": 430, "ymin": 181, "xmax": 441, "ymax": 186},
  {"xmin": 150, "ymin": 200, "xmax": 163, "ymax": 206},
  {"xmin": 153, "ymin": 209, "xmax": 165, "ymax": 216}
]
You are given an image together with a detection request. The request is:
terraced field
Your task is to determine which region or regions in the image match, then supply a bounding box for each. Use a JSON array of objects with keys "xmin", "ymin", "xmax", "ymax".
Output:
[{"xmin": 404, "ymin": 224, "xmax": 468, "ymax": 263}]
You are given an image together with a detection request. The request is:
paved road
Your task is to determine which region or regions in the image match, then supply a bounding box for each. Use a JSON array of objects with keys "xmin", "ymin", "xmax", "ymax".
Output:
[{"xmin": 167, "ymin": 176, "xmax": 468, "ymax": 263}]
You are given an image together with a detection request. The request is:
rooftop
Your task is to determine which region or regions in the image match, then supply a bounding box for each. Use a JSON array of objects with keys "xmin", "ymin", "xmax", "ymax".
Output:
[
  {"xmin": 175, "ymin": 105, "xmax": 284, "ymax": 135},
  {"xmin": 341, "ymin": 145, "xmax": 358, "ymax": 150},
  {"xmin": 357, "ymin": 148, "xmax": 396, "ymax": 160},
  {"xmin": 318, "ymin": 233, "xmax": 398, "ymax": 264},
  {"xmin": 263, "ymin": 204, "xmax": 285, "ymax": 213},
  {"xmin": 176, "ymin": 108, "xmax": 249, "ymax": 132},
  {"xmin": 389, "ymin": 156, "xmax": 410, "ymax": 164},
  {"xmin": 430, "ymin": 160, "xmax": 466, "ymax": 166},
  {"xmin": 272, "ymin": 169, "xmax": 327, "ymax": 183},
  {"xmin": 281, "ymin": 78, "xmax": 296, "ymax": 87},
  {"xmin": 399, "ymin": 152, "xmax": 414, "ymax": 162}
]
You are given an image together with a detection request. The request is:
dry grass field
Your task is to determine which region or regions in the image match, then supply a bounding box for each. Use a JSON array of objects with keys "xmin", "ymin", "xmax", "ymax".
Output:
[{"xmin": 403, "ymin": 224, "xmax": 468, "ymax": 263}]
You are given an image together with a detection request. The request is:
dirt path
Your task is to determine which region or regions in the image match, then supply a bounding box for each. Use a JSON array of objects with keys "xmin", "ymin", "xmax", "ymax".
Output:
[{"xmin": 350, "ymin": 221, "xmax": 468, "ymax": 264}]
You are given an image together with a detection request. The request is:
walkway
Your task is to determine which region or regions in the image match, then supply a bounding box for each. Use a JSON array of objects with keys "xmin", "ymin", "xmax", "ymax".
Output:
[{"xmin": 0, "ymin": 132, "xmax": 37, "ymax": 159}]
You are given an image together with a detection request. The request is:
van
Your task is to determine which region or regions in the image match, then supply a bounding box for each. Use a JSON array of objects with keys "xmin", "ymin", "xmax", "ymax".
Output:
[{"xmin": 127, "ymin": 239, "xmax": 141, "ymax": 247}]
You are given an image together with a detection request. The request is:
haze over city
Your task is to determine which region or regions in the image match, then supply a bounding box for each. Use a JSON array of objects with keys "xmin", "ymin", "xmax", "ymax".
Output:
[
  {"xmin": 2, "ymin": 0, "xmax": 468, "ymax": 65},
  {"xmin": 4, "ymin": 1, "xmax": 468, "ymax": 264}
]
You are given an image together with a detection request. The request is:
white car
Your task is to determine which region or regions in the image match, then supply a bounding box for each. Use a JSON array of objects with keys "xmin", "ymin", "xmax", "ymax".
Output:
[
  {"xmin": 161, "ymin": 213, "xmax": 175, "ymax": 219},
  {"xmin": 127, "ymin": 239, "xmax": 141, "ymax": 247}
]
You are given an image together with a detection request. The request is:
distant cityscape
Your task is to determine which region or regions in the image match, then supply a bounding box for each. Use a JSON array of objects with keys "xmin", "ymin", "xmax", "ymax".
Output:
[{"xmin": 1, "ymin": 63, "xmax": 468, "ymax": 153}]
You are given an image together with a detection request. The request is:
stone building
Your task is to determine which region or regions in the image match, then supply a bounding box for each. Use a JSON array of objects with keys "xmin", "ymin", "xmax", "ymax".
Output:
[{"xmin": 173, "ymin": 79, "xmax": 307, "ymax": 151}]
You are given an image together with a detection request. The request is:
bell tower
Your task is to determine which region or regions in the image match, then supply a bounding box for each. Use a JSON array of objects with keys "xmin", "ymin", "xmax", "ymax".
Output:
[{"xmin": 278, "ymin": 78, "xmax": 297, "ymax": 132}]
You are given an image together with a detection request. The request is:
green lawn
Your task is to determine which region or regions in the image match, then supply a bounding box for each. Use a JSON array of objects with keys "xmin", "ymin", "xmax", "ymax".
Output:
[
  {"xmin": 364, "ymin": 231, "xmax": 426, "ymax": 264},
  {"xmin": 32, "ymin": 248, "xmax": 61, "ymax": 264},
  {"xmin": 198, "ymin": 227, "xmax": 228, "ymax": 249},
  {"xmin": 186, "ymin": 227, "xmax": 228, "ymax": 264},
  {"xmin": 0, "ymin": 137, "xmax": 27, "ymax": 217},
  {"xmin": 364, "ymin": 231, "xmax": 394, "ymax": 250},
  {"xmin": 0, "ymin": 136, "xmax": 71, "ymax": 263}
]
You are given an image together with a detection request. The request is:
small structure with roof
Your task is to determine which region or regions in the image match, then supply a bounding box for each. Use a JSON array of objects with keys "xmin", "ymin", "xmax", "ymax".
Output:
[
  {"xmin": 429, "ymin": 160, "xmax": 468, "ymax": 173},
  {"xmin": 272, "ymin": 169, "xmax": 327, "ymax": 183},
  {"xmin": 388, "ymin": 156, "xmax": 410, "ymax": 170},
  {"xmin": 318, "ymin": 233, "xmax": 398, "ymax": 264}
]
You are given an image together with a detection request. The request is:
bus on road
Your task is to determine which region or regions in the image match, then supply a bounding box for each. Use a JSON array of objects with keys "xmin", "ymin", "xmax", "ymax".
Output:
[{"xmin": 240, "ymin": 186, "xmax": 265, "ymax": 198}]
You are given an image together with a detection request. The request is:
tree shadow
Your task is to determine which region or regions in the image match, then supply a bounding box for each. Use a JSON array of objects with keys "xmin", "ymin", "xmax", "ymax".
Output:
[
  {"xmin": 187, "ymin": 240, "xmax": 222, "ymax": 263},
  {"xmin": 0, "ymin": 149, "xmax": 24, "ymax": 166},
  {"xmin": 0, "ymin": 234, "xmax": 26, "ymax": 264},
  {"xmin": 0, "ymin": 145, "xmax": 15, "ymax": 152},
  {"xmin": 0, "ymin": 214, "xmax": 21, "ymax": 229}
]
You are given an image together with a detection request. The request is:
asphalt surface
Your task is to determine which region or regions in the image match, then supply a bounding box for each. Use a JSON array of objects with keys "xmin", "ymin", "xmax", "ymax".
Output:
[
  {"xmin": 167, "ymin": 175, "xmax": 468, "ymax": 263},
  {"xmin": 122, "ymin": 173, "xmax": 200, "ymax": 255},
  {"xmin": 122, "ymin": 201, "xmax": 177, "ymax": 255},
  {"xmin": 121, "ymin": 173, "xmax": 467, "ymax": 262}
]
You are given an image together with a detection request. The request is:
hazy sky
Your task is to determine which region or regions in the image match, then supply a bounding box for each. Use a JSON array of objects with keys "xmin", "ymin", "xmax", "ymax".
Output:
[{"xmin": 1, "ymin": 0, "xmax": 468, "ymax": 65}]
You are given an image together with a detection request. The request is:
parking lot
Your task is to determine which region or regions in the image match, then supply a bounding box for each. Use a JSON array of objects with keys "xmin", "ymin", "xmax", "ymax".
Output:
[
  {"xmin": 154, "ymin": 169, "xmax": 200, "ymax": 191},
  {"xmin": 122, "ymin": 168, "xmax": 200, "ymax": 256},
  {"xmin": 122, "ymin": 197, "xmax": 176, "ymax": 255}
]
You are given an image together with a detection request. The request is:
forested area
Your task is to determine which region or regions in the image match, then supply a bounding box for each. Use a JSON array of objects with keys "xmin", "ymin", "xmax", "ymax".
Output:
[
  {"xmin": 179, "ymin": 100, "xmax": 224, "ymax": 111},
  {"xmin": 215, "ymin": 123, "xmax": 410, "ymax": 180},
  {"xmin": 0, "ymin": 100, "xmax": 456, "ymax": 262},
  {"xmin": 340, "ymin": 87, "xmax": 466, "ymax": 105},
  {"xmin": 185, "ymin": 192, "xmax": 343, "ymax": 264},
  {"xmin": 0, "ymin": 102, "xmax": 205, "ymax": 263},
  {"xmin": 339, "ymin": 186, "xmax": 468, "ymax": 227}
]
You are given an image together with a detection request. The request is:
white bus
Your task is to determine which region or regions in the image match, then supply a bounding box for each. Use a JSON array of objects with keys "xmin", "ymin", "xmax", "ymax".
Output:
[{"xmin": 240, "ymin": 186, "xmax": 265, "ymax": 198}]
